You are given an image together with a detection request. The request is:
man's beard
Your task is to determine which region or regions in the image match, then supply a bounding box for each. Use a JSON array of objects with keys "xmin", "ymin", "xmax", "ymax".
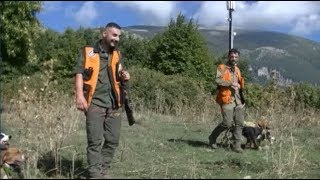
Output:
[
  {"xmin": 103, "ymin": 39, "xmax": 116, "ymax": 52},
  {"xmin": 229, "ymin": 60, "xmax": 237, "ymax": 66},
  {"xmin": 109, "ymin": 41, "xmax": 117, "ymax": 50}
]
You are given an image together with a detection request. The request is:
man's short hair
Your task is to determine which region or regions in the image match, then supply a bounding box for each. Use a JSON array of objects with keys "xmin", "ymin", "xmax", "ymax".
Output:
[
  {"xmin": 105, "ymin": 22, "xmax": 121, "ymax": 30},
  {"xmin": 228, "ymin": 48, "xmax": 240, "ymax": 56}
]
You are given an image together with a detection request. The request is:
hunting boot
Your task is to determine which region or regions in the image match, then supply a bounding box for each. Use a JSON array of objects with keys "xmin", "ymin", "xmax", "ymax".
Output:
[
  {"xmin": 232, "ymin": 126, "xmax": 243, "ymax": 153},
  {"xmin": 232, "ymin": 141, "xmax": 243, "ymax": 153},
  {"xmin": 209, "ymin": 124, "xmax": 227, "ymax": 149}
]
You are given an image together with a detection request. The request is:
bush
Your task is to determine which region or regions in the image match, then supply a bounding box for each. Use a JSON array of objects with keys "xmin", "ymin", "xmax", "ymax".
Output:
[
  {"xmin": 291, "ymin": 83, "xmax": 320, "ymax": 109},
  {"xmin": 146, "ymin": 14, "xmax": 215, "ymax": 89},
  {"xmin": 129, "ymin": 66, "xmax": 213, "ymax": 115}
]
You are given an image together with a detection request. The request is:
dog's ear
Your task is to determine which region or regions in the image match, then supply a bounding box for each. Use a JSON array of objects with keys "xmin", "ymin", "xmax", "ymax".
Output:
[
  {"xmin": 0, "ymin": 150, "xmax": 6, "ymax": 165},
  {"xmin": 2, "ymin": 148, "xmax": 24, "ymax": 165},
  {"xmin": 264, "ymin": 120, "xmax": 272, "ymax": 130},
  {"xmin": 257, "ymin": 119, "xmax": 270, "ymax": 129},
  {"xmin": 0, "ymin": 133, "xmax": 3, "ymax": 139},
  {"xmin": 256, "ymin": 120, "xmax": 264, "ymax": 129}
]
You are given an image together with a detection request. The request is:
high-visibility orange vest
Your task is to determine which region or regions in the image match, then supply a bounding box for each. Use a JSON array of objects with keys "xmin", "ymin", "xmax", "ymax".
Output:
[
  {"xmin": 216, "ymin": 64, "xmax": 244, "ymax": 105},
  {"xmin": 83, "ymin": 46, "xmax": 123, "ymax": 108}
]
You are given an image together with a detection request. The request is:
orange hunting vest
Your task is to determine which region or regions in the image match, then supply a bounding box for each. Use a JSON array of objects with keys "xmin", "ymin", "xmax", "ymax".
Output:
[
  {"xmin": 83, "ymin": 46, "xmax": 123, "ymax": 108},
  {"xmin": 216, "ymin": 64, "xmax": 244, "ymax": 105}
]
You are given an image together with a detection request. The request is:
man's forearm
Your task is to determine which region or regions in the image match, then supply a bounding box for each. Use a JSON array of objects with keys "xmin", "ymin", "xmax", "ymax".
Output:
[{"xmin": 75, "ymin": 73, "xmax": 84, "ymax": 97}]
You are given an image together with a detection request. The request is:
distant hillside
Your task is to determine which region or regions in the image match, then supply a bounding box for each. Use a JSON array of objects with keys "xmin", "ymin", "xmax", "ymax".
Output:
[{"xmin": 123, "ymin": 25, "xmax": 320, "ymax": 85}]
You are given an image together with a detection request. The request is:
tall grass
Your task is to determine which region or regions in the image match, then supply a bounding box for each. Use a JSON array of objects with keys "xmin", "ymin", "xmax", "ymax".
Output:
[
  {"xmin": 1, "ymin": 74, "xmax": 86, "ymax": 178},
  {"xmin": 1, "ymin": 73, "xmax": 319, "ymax": 178}
]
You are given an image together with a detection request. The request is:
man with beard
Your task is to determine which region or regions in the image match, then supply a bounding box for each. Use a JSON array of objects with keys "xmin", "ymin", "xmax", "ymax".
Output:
[
  {"xmin": 73, "ymin": 22, "xmax": 130, "ymax": 178},
  {"xmin": 208, "ymin": 48, "xmax": 245, "ymax": 153}
]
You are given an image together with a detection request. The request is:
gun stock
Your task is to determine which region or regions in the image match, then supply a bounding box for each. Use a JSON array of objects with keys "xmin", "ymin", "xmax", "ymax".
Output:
[
  {"xmin": 125, "ymin": 98, "xmax": 135, "ymax": 126},
  {"xmin": 239, "ymin": 77, "xmax": 245, "ymax": 105},
  {"xmin": 122, "ymin": 81, "xmax": 135, "ymax": 126},
  {"xmin": 239, "ymin": 88, "xmax": 245, "ymax": 105}
]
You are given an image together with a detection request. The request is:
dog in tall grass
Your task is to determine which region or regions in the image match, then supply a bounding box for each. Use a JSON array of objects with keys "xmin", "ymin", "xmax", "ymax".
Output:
[
  {"xmin": 0, "ymin": 133, "xmax": 25, "ymax": 179},
  {"xmin": 242, "ymin": 120, "xmax": 275, "ymax": 150}
]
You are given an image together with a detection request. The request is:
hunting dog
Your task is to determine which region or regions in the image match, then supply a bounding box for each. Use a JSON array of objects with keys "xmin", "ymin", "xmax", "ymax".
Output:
[
  {"xmin": 0, "ymin": 133, "xmax": 25, "ymax": 179},
  {"xmin": 0, "ymin": 147, "xmax": 25, "ymax": 179},
  {"xmin": 242, "ymin": 119, "xmax": 275, "ymax": 150}
]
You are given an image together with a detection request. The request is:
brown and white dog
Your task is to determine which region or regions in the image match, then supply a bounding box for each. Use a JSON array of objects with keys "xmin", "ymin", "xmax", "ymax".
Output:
[
  {"xmin": 242, "ymin": 119, "xmax": 275, "ymax": 150},
  {"xmin": 0, "ymin": 133, "xmax": 25, "ymax": 179},
  {"xmin": 0, "ymin": 147, "xmax": 25, "ymax": 179}
]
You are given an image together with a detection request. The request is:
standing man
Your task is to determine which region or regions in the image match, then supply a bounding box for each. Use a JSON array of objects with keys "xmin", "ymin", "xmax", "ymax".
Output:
[
  {"xmin": 74, "ymin": 22, "xmax": 130, "ymax": 178},
  {"xmin": 208, "ymin": 48, "xmax": 245, "ymax": 153}
]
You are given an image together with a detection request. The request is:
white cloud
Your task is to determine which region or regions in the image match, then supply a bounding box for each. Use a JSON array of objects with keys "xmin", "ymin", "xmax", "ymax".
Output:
[
  {"xmin": 195, "ymin": 1, "xmax": 320, "ymax": 36},
  {"xmin": 42, "ymin": 1, "xmax": 63, "ymax": 13},
  {"xmin": 110, "ymin": 1, "xmax": 179, "ymax": 26},
  {"xmin": 290, "ymin": 13, "xmax": 320, "ymax": 36},
  {"xmin": 193, "ymin": 1, "xmax": 227, "ymax": 27},
  {"xmin": 73, "ymin": 1, "xmax": 98, "ymax": 27},
  {"xmin": 40, "ymin": 1, "xmax": 319, "ymax": 40}
]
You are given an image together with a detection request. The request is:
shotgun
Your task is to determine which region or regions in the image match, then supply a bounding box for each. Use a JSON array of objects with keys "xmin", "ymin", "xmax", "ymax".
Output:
[
  {"xmin": 239, "ymin": 88, "xmax": 245, "ymax": 104},
  {"xmin": 121, "ymin": 80, "xmax": 135, "ymax": 126},
  {"xmin": 239, "ymin": 76, "xmax": 245, "ymax": 104}
]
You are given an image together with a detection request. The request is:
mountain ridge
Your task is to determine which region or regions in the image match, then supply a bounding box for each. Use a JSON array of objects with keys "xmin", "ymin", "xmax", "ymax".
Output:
[{"xmin": 123, "ymin": 25, "xmax": 320, "ymax": 85}]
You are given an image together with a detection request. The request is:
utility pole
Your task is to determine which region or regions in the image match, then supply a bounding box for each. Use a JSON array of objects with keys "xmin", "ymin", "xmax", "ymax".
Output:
[{"xmin": 226, "ymin": 1, "xmax": 235, "ymax": 51}]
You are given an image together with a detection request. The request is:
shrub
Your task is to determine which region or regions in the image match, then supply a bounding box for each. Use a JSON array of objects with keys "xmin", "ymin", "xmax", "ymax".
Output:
[{"xmin": 128, "ymin": 66, "xmax": 213, "ymax": 115}]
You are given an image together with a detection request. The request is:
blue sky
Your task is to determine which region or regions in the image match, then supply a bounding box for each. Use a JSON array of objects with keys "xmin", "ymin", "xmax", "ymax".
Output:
[{"xmin": 37, "ymin": 1, "xmax": 320, "ymax": 42}]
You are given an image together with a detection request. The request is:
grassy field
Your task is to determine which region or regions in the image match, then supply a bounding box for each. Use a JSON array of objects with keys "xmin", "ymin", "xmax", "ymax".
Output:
[{"xmin": 1, "ymin": 82, "xmax": 320, "ymax": 179}]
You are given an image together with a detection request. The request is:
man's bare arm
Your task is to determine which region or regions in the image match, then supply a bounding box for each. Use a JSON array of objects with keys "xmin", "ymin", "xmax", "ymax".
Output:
[{"xmin": 75, "ymin": 73, "xmax": 88, "ymax": 112}]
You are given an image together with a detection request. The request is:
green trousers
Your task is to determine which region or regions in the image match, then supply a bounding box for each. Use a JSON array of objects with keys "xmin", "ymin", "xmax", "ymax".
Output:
[
  {"xmin": 210, "ymin": 102, "xmax": 245, "ymax": 144},
  {"xmin": 85, "ymin": 103, "xmax": 122, "ymax": 178},
  {"xmin": 220, "ymin": 102, "xmax": 244, "ymax": 128}
]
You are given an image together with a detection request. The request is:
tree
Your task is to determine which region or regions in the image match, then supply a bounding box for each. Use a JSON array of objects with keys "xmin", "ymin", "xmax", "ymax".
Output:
[
  {"xmin": 147, "ymin": 13, "xmax": 215, "ymax": 86},
  {"xmin": 0, "ymin": 1, "xmax": 42, "ymax": 72},
  {"xmin": 117, "ymin": 31, "xmax": 150, "ymax": 68},
  {"xmin": 53, "ymin": 28, "xmax": 86, "ymax": 79},
  {"xmin": 237, "ymin": 58, "xmax": 253, "ymax": 83},
  {"xmin": 34, "ymin": 29, "xmax": 60, "ymax": 64},
  {"xmin": 77, "ymin": 27, "xmax": 100, "ymax": 45}
]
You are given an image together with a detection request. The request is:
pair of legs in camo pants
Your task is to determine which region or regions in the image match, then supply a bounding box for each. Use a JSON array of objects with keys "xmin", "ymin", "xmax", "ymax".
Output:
[{"xmin": 209, "ymin": 102, "xmax": 245, "ymax": 153}]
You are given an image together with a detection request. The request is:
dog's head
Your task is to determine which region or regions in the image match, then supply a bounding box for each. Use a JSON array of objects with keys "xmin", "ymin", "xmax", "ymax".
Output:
[
  {"xmin": 1, "ymin": 147, "xmax": 25, "ymax": 165},
  {"xmin": 0, "ymin": 133, "xmax": 11, "ymax": 148},
  {"xmin": 265, "ymin": 130, "xmax": 276, "ymax": 144},
  {"xmin": 255, "ymin": 119, "xmax": 276, "ymax": 144},
  {"xmin": 1, "ymin": 147, "xmax": 25, "ymax": 179},
  {"xmin": 257, "ymin": 129, "xmax": 276, "ymax": 145}
]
